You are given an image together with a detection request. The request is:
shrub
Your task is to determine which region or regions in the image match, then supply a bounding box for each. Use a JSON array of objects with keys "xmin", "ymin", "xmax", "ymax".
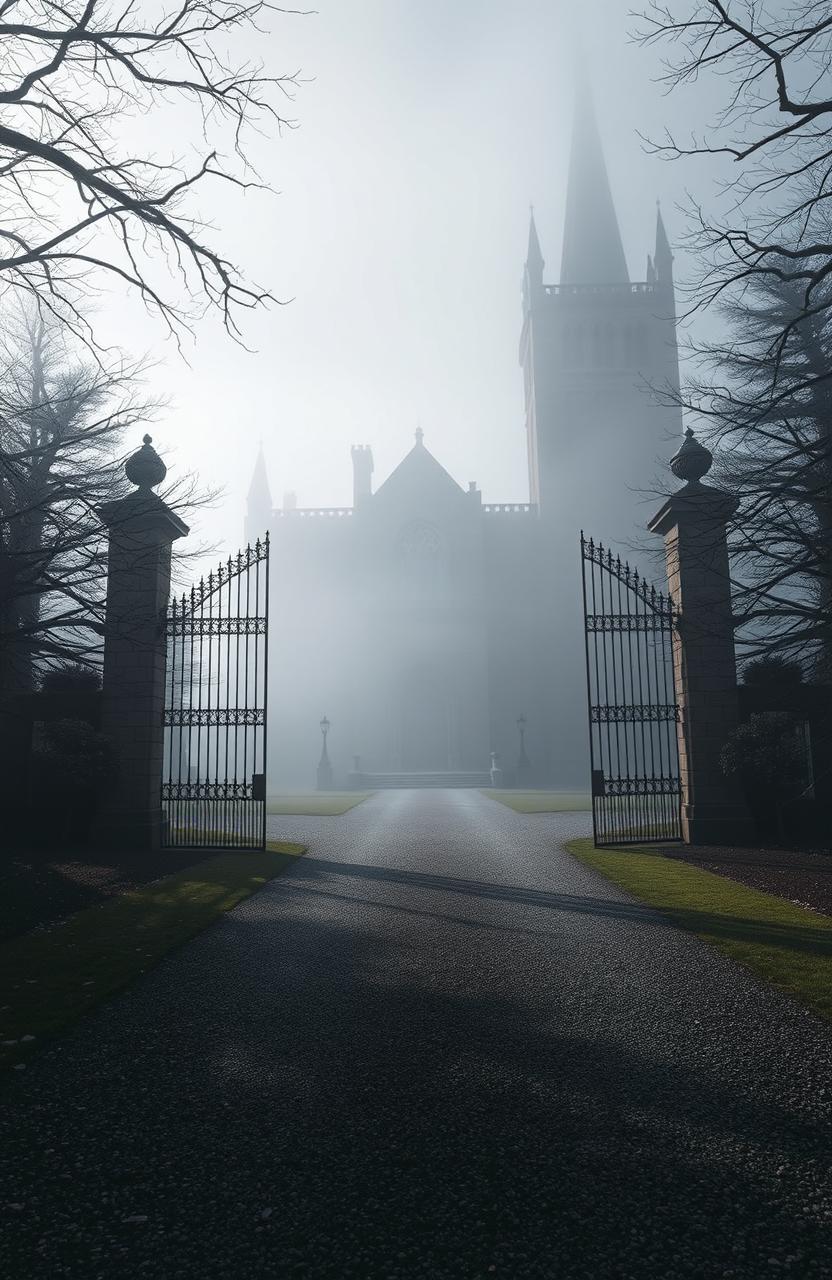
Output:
[
  {"xmin": 41, "ymin": 664, "xmax": 102, "ymax": 693},
  {"xmin": 31, "ymin": 719, "xmax": 117, "ymax": 838},
  {"xmin": 721, "ymin": 713, "xmax": 808, "ymax": 841},
  {"xmin": 742, "ymin": 656, "xmax": 804, "ymax": 686}
]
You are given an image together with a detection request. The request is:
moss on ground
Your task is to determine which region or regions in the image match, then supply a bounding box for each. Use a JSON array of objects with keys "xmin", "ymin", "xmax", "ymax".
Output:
[
  {"xmin": 567, "ymin": 838, "xmax": 832, "ymax": 1022},
  {"xmin": 0, "ymin": 841, "xmax": 305, "ymax": 1071},
  {"xmin": 487, "ymin": 790, "xmax": 591, "ymax": 813}
]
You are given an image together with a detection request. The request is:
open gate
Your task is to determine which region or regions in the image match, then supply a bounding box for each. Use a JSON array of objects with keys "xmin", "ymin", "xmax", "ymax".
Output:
[
  {"xmin": 162, "ymin": 536, "xmax": 269, "ymax": 849},
  {"xmin": 580, "ymin": 534, "xmax": 682, "ymax": 846}
]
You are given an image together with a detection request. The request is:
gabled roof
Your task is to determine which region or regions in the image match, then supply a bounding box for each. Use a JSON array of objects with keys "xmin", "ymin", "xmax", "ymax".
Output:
[{"xmin": 372, "ymin": 431, "xmax": 465, "ymax": 507}]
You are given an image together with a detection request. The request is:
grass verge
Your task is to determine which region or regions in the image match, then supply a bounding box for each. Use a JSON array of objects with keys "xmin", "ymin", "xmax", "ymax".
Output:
[
  {"xmin": 0, "ymin": 841, "xmax": 305, "ymax": 1072},
  {"xmin": 267, "ymin": 792, "xmax": 371, "ymax": 816},
  {"xmin": 487, "ymin": 790, "xmax": 591, "ymax": 813},
  {"xmin": 566, "ymin": 838, "xmax": 832, "ymax": 1021}
]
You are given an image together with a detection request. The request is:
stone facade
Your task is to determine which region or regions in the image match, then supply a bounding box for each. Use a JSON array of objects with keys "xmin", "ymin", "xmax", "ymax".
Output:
[
  {"xmin": 250, "ymin": 100, "xmax": 683, "ymax": 790},
  {"xmin": 254, "ymin": 435, "xmax": 543, "ymax": 787}
]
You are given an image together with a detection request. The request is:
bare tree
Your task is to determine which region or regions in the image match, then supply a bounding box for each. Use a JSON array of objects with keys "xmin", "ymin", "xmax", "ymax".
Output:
[
  {"xmin": 0, "ymin": 0, "xmax": 302, "ymax": 345},
  {"xmin": 637, "ymin": 3, "xmax": 832, "ymax": 374},
  {"xmin": 678, "ymin": 265, "xmax": 832, "ymax": 674},
  {"xmin": 636, "ymin": 5, "xmax": 832, "ymax": 675},
  {"xmin": 0, "ymin": 310, "xmax": 199, "ymax": 694}
]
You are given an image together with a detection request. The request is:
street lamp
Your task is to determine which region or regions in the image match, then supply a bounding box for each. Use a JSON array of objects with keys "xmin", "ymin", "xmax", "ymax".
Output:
[
  {"xmin": 317, "ymin": 715, "xmax": 334, "ymax": 791},
  {"xmin": 516, "ymin": 713, "xmax": 531, "ymax": 782}
]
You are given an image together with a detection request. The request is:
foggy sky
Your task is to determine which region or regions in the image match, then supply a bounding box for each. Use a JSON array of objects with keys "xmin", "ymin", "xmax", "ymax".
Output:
[{"xmin": 109, "ymin": 1, "xmax": 724, "ymax": 562}]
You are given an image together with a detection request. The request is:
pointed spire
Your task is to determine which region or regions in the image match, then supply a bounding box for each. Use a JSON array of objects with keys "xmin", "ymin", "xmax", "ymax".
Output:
[
  {"xmin": 654, "ymin": 200, "xmax": 673, "ymax": 285},
  {"xmin": 523, "ymin": 205, "xmax": 545, "ymax": 312},
  {"xmin": 247, "ymin": 442, "xmax": 272, "ymax": 511},
  {"xmin": 526, "ymin": 205, "xmax": 544, "ymax": 275},
  {"xmin": 560, "ymin": 86, "xmax": 629, "ymax": 286}
]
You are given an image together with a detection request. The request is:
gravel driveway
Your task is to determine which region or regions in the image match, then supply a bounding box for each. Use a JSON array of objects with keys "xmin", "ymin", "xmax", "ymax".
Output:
[{"xmin": 1, "ymin": 788, "xmax": 830, "ymax": 1279}]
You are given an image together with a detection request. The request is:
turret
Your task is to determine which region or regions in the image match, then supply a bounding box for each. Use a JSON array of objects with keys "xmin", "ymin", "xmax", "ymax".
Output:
[
  {"xmin": 523, "ymin": 208, "xmax": 544, "ymax": 313},
  {"xmin": 351, "ymin": 445, "xmax": 374, "ymax": 507},
  {"xmin": 246, "ymin": 443, "xmax": 272, "ymax": 544},
  {"xmin": 654, "ymin": 202, "xmax": 674, "ymax": 288}
]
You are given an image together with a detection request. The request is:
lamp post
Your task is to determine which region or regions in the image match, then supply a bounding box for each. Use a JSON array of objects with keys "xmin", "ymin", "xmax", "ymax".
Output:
[
  {"xmin": 516, "ymin": 713, "xmax": 531, "ymax": 785},
  {"xmin": 316, "ymin": 715, "xmax": 334, "ymax": 791}
]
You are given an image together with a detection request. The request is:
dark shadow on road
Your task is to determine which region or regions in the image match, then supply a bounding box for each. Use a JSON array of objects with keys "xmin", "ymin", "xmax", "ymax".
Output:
[
  {"xmin": 3, "ymin": 903, "xmax": 829, "ymax": 1280},
  {"xmin": 281, "ymin": 857, "xmax": 832, "ymax": 956}
]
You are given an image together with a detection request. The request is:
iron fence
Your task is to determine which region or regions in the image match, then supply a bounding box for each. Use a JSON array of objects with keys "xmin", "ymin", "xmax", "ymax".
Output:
[
  {"xmin": 580, "ymin": 534, "xmax": 682, "ymax": 846},
  {"xmin": 162, "ymin": 536, "xmax": 269, "ymax": 848}
]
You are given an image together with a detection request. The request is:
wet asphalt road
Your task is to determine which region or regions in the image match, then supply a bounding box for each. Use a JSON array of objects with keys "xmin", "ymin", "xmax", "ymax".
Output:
[{"xmin": 1, "ymin": 788, "xmax": 831, "ymax": 1279}]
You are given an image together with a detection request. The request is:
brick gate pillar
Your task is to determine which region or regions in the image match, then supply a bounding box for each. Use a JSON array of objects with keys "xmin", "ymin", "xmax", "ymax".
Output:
[
  {"xmin": 94, "ymin": 436, "xmax": 189, "ymax": 850},
  {"xmin": 648, "ymin": 430, "xmax": 752, "ymax": 845}
]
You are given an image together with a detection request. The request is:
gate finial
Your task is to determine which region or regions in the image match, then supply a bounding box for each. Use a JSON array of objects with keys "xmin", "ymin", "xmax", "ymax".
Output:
[
  {"xmin": 669, "ymin": 427, "xmax": 713, "ymax": 485},
  {"xmin": 125, "ymin": 433, "xmax": 167, "ymax": 492}
]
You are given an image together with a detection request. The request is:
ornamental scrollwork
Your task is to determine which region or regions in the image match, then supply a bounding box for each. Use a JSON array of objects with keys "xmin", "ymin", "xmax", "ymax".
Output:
[
  {"xmin": 590, "ymin": 704, "xmax": 679, "ymax": 723},
  {"xmin": 166, "ymin": 616, "xmax": 266, "ymax": 637},
  {"xmin": 585, "ymin": 614, "xmax": 674, "ymax": 633},
  {"xmin": 162, "ymin": 782, "xmax": 254, "ymax": 800},
  {"xmin": 163, "ymin": 708, "xmax": 265, "ymax": 727},
  {"xmin": 600, "ymin": 776, "xmax": 681, "ymax": 797}
]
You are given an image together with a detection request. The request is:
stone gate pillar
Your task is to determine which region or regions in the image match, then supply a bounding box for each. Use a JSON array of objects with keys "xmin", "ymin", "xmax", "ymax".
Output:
[
  {"xmin": 95, "ymin": 436, "xmax": 189, "ymax": 850},
  {"xmin": 648, "ymin": 430, "xmax": 751, "ymax": 845}
]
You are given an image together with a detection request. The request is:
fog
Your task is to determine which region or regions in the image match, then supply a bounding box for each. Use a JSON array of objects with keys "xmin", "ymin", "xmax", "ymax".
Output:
[
  {"xmin": 125, "ymin": 2, "xmax": 729, "ymax": 790},
  {"xmin": 109, "ymin": 2, "xmax": 720, "ymax": 543}
]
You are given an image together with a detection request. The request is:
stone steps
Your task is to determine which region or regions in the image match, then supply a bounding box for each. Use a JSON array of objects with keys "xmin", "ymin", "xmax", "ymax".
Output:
[{"xmin": 349, "ymin": 771, "xmax": 492, "ymax": 790}]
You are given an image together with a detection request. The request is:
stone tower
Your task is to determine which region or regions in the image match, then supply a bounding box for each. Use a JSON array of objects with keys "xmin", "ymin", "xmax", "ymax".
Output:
[{"xmin": 520, "ymin": 92, "xmax": 682, "ymax": 549}]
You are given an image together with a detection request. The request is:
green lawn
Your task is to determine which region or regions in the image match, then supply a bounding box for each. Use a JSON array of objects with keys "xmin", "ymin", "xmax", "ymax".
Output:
[
  {"xmin": 0, "ymin": 841, "xmax": 305, "ymax": 1072},
  {"xmin": 267, "ymin": 792, "xmax": 371, "ymax": 816},
  {"xmin": 566, "ymin": 838, "xmax": 832, "ymax": 1022},
  {"xmin": 487, "ymin": 790, "xmax": 592, "ymax": 813}
]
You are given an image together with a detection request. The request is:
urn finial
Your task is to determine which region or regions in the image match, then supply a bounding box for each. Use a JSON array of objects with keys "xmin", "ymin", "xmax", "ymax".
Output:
[
  {"xmin": 125, "ymin": 434, "xmax": 167, "ymax": 492},
  {"xmin": 669, "ymin": 427, "xmax": 713, "ymax": 485}
]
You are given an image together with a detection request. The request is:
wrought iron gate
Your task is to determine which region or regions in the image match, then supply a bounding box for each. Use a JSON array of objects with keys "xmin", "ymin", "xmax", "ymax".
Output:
[
  {"xmin": 580, "ymin": 534, "xmax": 682, "ymax": 846},
  {"xmin": 162, "ymin": 535, "xmax": 269, "ymax": 849}
]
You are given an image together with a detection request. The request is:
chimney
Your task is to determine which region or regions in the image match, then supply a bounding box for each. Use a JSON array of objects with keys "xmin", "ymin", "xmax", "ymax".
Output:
[{"xmin": 351, "ymin": 445, "xmax": 374, "ymax": 507}]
